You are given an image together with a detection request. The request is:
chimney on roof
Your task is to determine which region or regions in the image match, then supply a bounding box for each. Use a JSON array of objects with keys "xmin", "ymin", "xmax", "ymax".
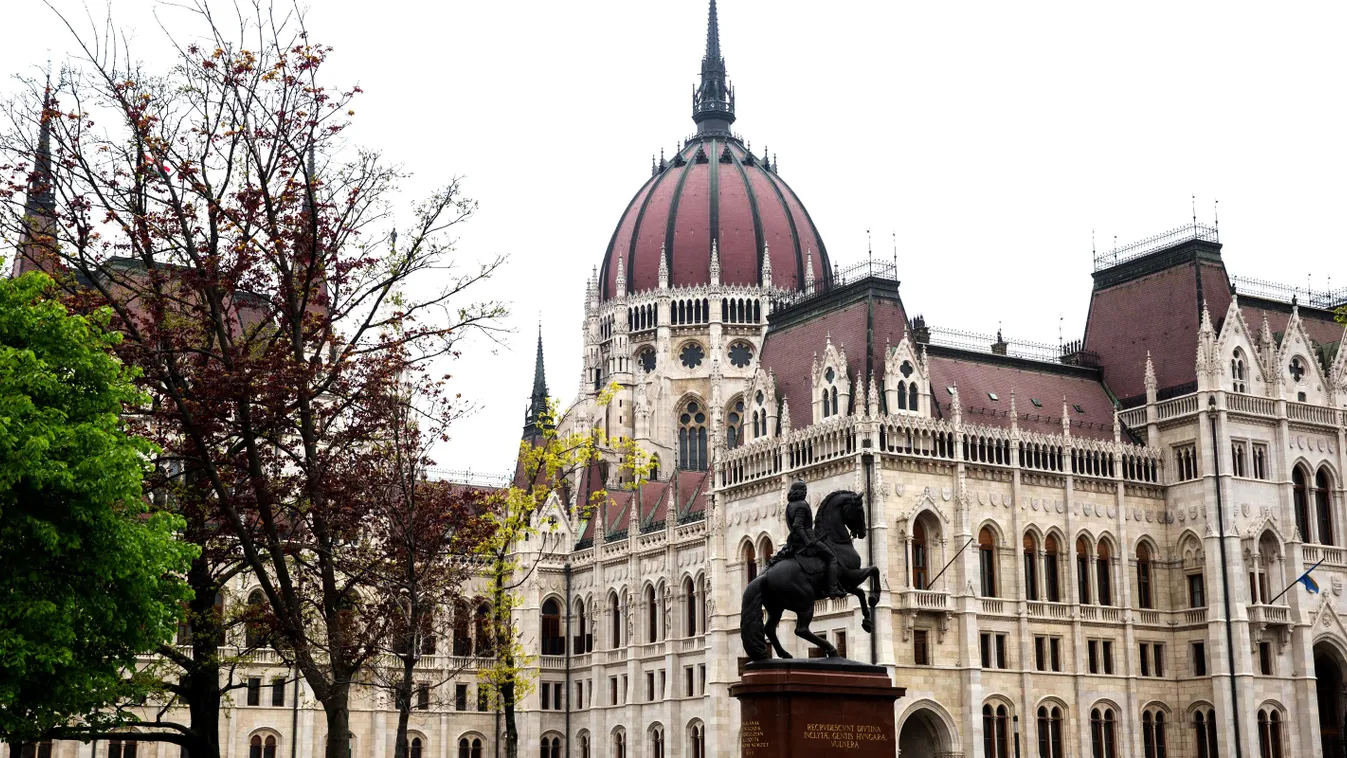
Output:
[{"xmin": 991, "ymin": 329, "xmax": 1008, "ymax": 356}]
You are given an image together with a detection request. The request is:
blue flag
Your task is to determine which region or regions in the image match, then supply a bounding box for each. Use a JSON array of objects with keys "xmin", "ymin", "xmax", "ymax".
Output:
[{"xmin": 1300, "ymin": 560, "xmax": 1324, "ymax": 594}]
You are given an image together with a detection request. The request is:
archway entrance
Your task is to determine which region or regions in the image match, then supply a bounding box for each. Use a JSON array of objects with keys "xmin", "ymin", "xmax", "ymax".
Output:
[
  {"xmin": 1316, "ymin": 643, "xmax": 1346, "ymax": 758},
  {"xmin": 898, "ymin": 706, "xmax": 953, "ymax": 758}
]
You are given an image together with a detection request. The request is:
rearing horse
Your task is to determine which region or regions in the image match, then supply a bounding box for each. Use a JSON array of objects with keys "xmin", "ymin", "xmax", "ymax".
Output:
[{"xmin": 740, "ymin": 490, "xmax": 881, "ymax": 660}]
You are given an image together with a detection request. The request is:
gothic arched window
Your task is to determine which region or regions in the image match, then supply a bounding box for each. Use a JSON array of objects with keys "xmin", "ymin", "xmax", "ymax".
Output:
[
  {"xmin": 1023, "ymin": 533, "xmax": 1039, "ymax": 601},
  {"xmin": 645, "ymin": 585, "xmax": 658, "ymax": 643},
  {"xmin": 1143, "ymin": 709, "xmax": 1168, "ymax": 758},
  {"xmin": 649, "ymin": 455, "xmax": 660, "ymax": 482},
  {"xmin": 1090, "ymin": 707, "xmax": 1117, "ymax": 758},
  {"xmin": 1293, "ymin": 467, "xmax": 1311, "ymax": 541},
  {"xmin": 978, "ymin": 527, "xmax": 997, "ymax": 597},
  {"xmin": 1137, "ymin": 542, "xmax": 1154, "ymax": 609},
  {"xmin": 1076, "ymin": 537, "xmax": 1092, "ymax": 604},
  {"xmin": 1096, "ymin": 541, "xmax": 1113, "ymax": 606},
  {"xmin": 982, "ymin": 704, "xmax": 1010, "ymax": 758},
  {"xmin": 1038, "ymin": 706, "xmax": 1064, "ymax": 758},
  {"xmin": 912, "ymin": 520, "xmax": 929, "ymax": 590},
  {"xmin": 727, "ymin": 398, "xmax": 745, "ymax": 449},
  {"xmin": 1257, "ymin": 709, "xmax": 1283, "ymax": 758},
  {"xmin": 1194, "ymin": 709, "xmax": 1218, "ymax": 758},
  {"xmin": 683, "ymin": 577, "xmax": 697, "ymax": 636},
  {"xmin": 608, "ymin": 592, "xmax": 621, "ymax": 649},
  {"xmin": 897, "ymin": 380, "xmax": 908, "ymax": 410},
  {"xmin": 678, "ymin": 401, "xmax": 708, "ymax": 471},
  {"xmin": 743, "ymin": 543, "xmax": 757, "ymax": 582},
  {"xmin": 1044, "ymin": 535, "xmax": 1061, "ymax": 602},
  {"xmin": 540, "ymin": 599, "xmax": 563, "ymax": 656},
  {"xmin": 1316, "ymin": 468, "xmax": 1335, "ymax": 546},
  {"xmin": 1232, "ymin": 349, "xmax": 1247, "ymax": 393},
  {"xmin": 909, "ymin": 382, "xmax": 919, "ymax": 412},
  {"xmin": 245, "ymin": 589, "xmax": 269, "ymax": 649}
]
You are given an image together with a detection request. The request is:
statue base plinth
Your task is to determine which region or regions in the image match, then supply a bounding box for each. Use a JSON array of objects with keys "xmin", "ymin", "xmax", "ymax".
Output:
[{"xmin": 729, "ymin": 658, "xmax": 905, "ymax": 757}]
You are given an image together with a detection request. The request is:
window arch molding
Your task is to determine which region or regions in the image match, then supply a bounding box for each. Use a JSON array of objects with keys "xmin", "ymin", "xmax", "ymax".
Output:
[
  {"xmin": 981, "ymin": 698, "xmax": 1013, "ymax": 758},
  {"xmin": 454, "ymin": 733, "xmax": 485, "ymax": 758},
  {"xmin": 756, "ymin": 534, "xmax": 775, "ymax": 566},
  {"xmin": 1088, "ymin": 701, "xmax": 1121, "ymax": 758},
  {"xmin": 642, "ymin": 582, "xmax": 659, "ymax": 644},
  {"xmin": 976, "ymin": 523, "xmax": 1002, "ymax": 598},
  {"xmin": 538, "ymin": 733, "xmax": 563, "ymax": 758},
  {"xmin": 686, "ymin": 719, "xmax": 707, "ymax": 758},
  {"xmin": 675, "ymin": 394, "xmax": 709, "ymax": 472},
  {"xmin": 1034, "ymin": 698, "xmax": 1068, "ymax": 758},
  {"xmin": 739, "ymin": 539, "xmax": 758, "ymax": 582}
]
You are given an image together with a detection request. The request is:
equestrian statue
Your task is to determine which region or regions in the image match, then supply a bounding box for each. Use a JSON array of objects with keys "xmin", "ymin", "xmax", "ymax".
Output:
[{"xmin": 740, "ymin": 480, "xmax": 881, "ymax": 660}]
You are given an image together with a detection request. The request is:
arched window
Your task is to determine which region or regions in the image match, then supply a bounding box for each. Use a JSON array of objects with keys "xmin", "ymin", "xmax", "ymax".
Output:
[
  {"xmin": 1076, "ymin": 537, "xmax": 1092, "ymax": 604},
  {"xmin": 1316, "ymin": 468, "xmax": 1335, "ymax": 546},
  {"xmin": 608, "ymin": 592, "xmax": 622, "ymax": 648},
  {"xmin": 909, "ymin": 382, "xmax": 919, "ymax": 412},
  {"xmin": 689, "ymin": 723, "xmax": 705, "ymax": 758},
  {"xmin": 1293, "ymin": 467, "xmax": 1311, "ymax": 541},
  {"xmin": 830, "ymin": 386, "xmax": 839, "ymax": 416},
  {"xmin": 649, "ymin": 455, "xmax": 660, "ymax": 482},
  {"xmin": 727, "ymin": 398, "xmax": 745, "ymax": 449},
  {"xmin": 578, "ymin": 733, "xmax": 590, "ymax": 758},
  {"xmin": 1024, "ymin": 533, "xmax": 1039, "ymax": 601},
  {"xmin": 1194, "ymin": 709, "xmax": 1218, "ymax": 758},
  {"xmin": 1037, "ymin": 706, "xmax": 1064, "ymax": 758},
  {"xmin": 541, "ymin": 599, "xmax": 563, "ymax": 656},
  {"xmin": 409, "ymin": 738, "xmax": 423, "ymax": 758},
  {"xmin": 978, "ymin": 527, "xmax": 997, "ymax": 597},
  {"xmin": 1090, "ymin": 707, "xmax": 1117, "ymax": 758},
  {"xmin": 912, "ymin": 520, "xmax": 929, "ymax": 590},
  {"xmin": 1232, "ymin": 349, "xmax": 1247, "ymax": 393},
  {"xmin": 684, "ymin": 578, "xmax": 698, "ymax": 636},
  {"xmin": 982, "ymin": 704, "xmax": 1010, "ymax": 757},
  {"xmin": 1096, "ymin": 541, "xmax": 1112, "ymax": 606},
  {"xmin": 109, "ymin": 740, "xmax": 139, "ymax": 758},
  {"xmin": 1143, "ymin": 709, "xmax": 1168, "ymax": 758},
  {"xmin": 1258, "ymin": 709, "xmax": 1283, "ymax": 758},
  {"xmin": 821, "ymin": 388, "xmax": 831, "ymax": 418},
  {"xmin": 452, "ymin": 599, "xmax": 471, "ymax": 656},
  {"xmin": 249, "ymin": 737, "xmax": 264, "ymax": 758},
  {"xmin": 897, "ymin": 380, "xmax": 909, "ymax": 410},
  {"xmin": 245, "ymin": 589, "xmax": 269, "ymax": 649},
  {"xmin": 538, "ymin": 736, "xmax": 560, "ymax": 758},
  {"xmin": 613, "ymin": 730, "xmax": 626, "ymax": 758},
  {"xmin": 1044, "ymin": 535, "xmax": 1061, "ymax": 602},
  {"xmin": 649, "ymin": 726, "xmax": 664, "ymax": 758},
  {"xmin": 645, "ymin": 585, "xmax": 658, "ymax": 643},
  {"xmin": 743, "ymin": 543, "xmax": 758, "ymax": 582},
  {"xmin": 1137, "ymin": 542, "xmax": 1154, "ymax": 609},
  {"xmin": 474, "ymin": 603, "xmax": 492, "ymax": 656},
  {"xmin": 576, "ymin": 598, "xmax": 592, "ymax": 653},
  {"xmin": 678, "ymin": 401, "xmax": 708, "ymax": 471}
]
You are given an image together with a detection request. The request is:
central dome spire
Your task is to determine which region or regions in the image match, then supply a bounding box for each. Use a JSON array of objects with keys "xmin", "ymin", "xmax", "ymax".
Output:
[{"xmin": 692, "ymin": 0, "xmax": 735, "ymax": 136}]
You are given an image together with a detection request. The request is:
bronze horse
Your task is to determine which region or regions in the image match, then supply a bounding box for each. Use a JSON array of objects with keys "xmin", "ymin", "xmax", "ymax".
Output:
[{"xmin": 740, "ymin": 490, "xmax": 881, "ymax": 660}]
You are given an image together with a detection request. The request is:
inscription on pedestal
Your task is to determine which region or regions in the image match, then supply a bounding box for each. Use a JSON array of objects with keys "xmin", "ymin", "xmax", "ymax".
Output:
[
  {"xmin": 741, "ymin": 719, "xmax": 770, "ymax": 756},
  {"xmin": 801, "ymin": 722, "xmax": 890, "ymax": 750}
]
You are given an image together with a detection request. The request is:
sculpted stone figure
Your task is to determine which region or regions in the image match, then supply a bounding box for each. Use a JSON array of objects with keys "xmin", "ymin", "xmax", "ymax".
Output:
[{"xmin": 741, "ymin": 483, "xmax": 882, "ymax": 660}]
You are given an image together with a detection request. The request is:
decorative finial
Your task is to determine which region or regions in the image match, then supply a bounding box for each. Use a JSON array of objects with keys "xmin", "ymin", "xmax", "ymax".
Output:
[
  {"xmin": 760, "ymin": 243, "xmax": 773, "ymax": 288},
  {"xmin": 692, "ymin": 0, "xmax": 735, "ymax": 135}
]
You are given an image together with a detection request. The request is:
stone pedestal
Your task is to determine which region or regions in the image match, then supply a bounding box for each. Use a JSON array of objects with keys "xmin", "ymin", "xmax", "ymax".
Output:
[{"xmin": 729, "ymin": 658, "xmax": 905, "ymax": 757}]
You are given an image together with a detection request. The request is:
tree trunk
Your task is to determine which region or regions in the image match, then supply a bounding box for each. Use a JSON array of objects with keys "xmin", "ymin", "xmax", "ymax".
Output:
[
  {"xmin": 180, "ymin": 552, "xmax": 223, "ymax": 758},
  {"xmin": 321, "ymin": 687, "xmax": 351, "ymax": 758},
  {"xmin": 391, "ymin": 656, "xmax": 414, "ymax": 758},
  {"xmin": 502, "ymin": 677, "xmax": 518, "ymax": 758}
]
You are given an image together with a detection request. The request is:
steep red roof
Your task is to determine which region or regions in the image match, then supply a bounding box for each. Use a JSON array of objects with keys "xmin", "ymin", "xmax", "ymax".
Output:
[{"xmin": 926, "ymin": 352, "xmax": 1118, "ymax": 440}]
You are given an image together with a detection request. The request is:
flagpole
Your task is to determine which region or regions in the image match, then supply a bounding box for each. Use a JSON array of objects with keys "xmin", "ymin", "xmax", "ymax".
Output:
[{"xmin": 1266, "ymin": 559, "xmax": 1324, "ymax": 607}]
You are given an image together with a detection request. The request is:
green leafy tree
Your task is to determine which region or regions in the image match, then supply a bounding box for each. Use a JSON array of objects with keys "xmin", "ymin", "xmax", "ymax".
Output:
[
  {"xmin": 477, "ymin": 391, "xmax": 650, "ymax": 758},
  {"xmin": 0, "ymin": 273, "xmax": 195, "ymax": 742}
]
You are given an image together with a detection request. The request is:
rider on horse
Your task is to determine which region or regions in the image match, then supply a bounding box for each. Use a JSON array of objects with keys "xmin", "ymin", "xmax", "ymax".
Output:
[{"xmin": 767, "ymin": 480, "xmax": 847, "ymax": 599}]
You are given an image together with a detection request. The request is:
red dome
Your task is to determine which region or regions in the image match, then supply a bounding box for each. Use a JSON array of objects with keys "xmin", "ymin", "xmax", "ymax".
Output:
[{"xmin": 599, "ymin": 138, "xmax": 829, "ymax": 301}]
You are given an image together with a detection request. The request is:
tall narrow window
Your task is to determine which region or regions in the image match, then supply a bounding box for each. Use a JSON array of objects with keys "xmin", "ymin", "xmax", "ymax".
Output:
[
  {"xmin": 1293, "ymin": 467, "xmax": 1311, "ymax": 541},
  {"xmin": 540, "ymin": 599, "xmax": 563, "ymax": 655},
  {"xmin": 1077, "ymin": 537, "xmax": 1092, "ymax": 604},
  {"xmin": 897, "ymin": 380, "xmax": 909, "ymax": 411},
  {"xmin": 245, "ymin": 589, "xmax": 269, "ymax": 649},
  {"xmin": 609, "ymin": 593, "xmax": 622, "ymax": 649},
  {"xmin": 1137, "ymin": 542, "xmax": 1153, "ymax": 609},
  {"xmin": 1096, "ymin": 541, "xmax": 1112, "ymax": 606},
  {"xmin": 912, "ymin": 521, "xmax": 929, "ymax": 590},
  {"xmin": 678, "ymin": 401, "xmax": 708, "ymax": 471},
  {"xmin": 1044, "ymin": 535, "xmax": 1061, "ymax": 602},
  {"xmin": 1232, "ymin": 349, "xmax": 1247, "ymax": 393},
  {"xmin": 978, "ymin": 527, "xmax": 997, "ymax": 597},
  {"xmin": 1090, "ymin": 708, "xmax": 1117, "ymax": 758},
  {"xmin": 684, "ymin": 578, "xmax": 697, "ymax": 636},
  {"xmin": 1194, "ymin": 709, "xmax": 1218, "ymax": 758},
  {"xmin": 1038, "ymin": 706, "xmax": 1064, "ymax": 758},
  {"xmin": 1188, "ymin": 574, "xmax": 1205, "ymax": 608},
  {"xmin": 909, "ymin": 382, "xmax": 919, "ymax": 411},
  {"xmin": 743, "ymin": 543, "xmax": 758, "ymax": 582},
  {"xmin": 1024, "ymin": 533, "xmax": 1039, "ymax": 601},
  {"xmin": 982, "ymin": 704, "xmax": 1009, "ymax": 758},
  {"xmin": 645, "ymin": 586, "xmax": 658, "ymax": 643},
  {"xmin": 726, "ymin": 399, "xmax": 745, "ymax": 449},
  {"xmin": 1316, "ymin": 468, "xmax": 1335, "ymax": 546}
]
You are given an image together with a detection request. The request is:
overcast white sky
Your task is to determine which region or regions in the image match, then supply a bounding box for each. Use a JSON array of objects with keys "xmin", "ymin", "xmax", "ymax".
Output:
[{"xmin": 4, "ymin": 1, "xmax": 1346, "ymax": 477}]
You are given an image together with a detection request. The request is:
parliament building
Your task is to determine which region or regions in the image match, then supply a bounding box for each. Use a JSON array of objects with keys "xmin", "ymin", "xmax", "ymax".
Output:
[{"xmin": 10, "ymin": 2, "xmax": 1347, "ymax": 758}]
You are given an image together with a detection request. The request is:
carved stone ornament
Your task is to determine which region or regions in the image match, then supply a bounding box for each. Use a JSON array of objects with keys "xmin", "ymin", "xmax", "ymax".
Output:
[
  {"xmin": 1334, "ymin": 577, "xmax": 1344, "ymax": 597},
  {"xmin": 941, "ymin": 487, "xmax": 953, "ymax": 502}
]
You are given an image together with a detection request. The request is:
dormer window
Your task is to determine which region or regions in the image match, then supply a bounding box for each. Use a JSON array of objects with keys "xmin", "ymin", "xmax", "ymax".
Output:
[
  {"xmin": 987, "ymin": 392, "xmax": 999, "ymax": 402},
  {"xmin": 1031, "ymin": 398, "xmax": 1043, "ymax": 408},
  {"xmin": 1231, "ymin": 348, "xmax": 1247, "ymax": 393}
]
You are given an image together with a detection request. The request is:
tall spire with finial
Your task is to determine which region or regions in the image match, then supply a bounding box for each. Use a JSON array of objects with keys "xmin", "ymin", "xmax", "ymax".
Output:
[
  {"xmin": 692, "ymin": 0, "xmax": 735, "ymax": 136},
  {"xmin": 523, "ymin": 326, "xmax": 551, "ymax": 442},
  {"xmin": 12, "ymin": 73, "xmax": 58, "ymax": 278}
]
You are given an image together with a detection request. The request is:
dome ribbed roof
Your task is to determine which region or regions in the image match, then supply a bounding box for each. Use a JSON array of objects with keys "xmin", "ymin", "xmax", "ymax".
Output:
[
  {"xmin": 596, "ymin": 0, "xmax": 829, "ymax": 301},
  {"xmin": 599, "ymin": 140, "xmax": 828, "ymax": 300}
]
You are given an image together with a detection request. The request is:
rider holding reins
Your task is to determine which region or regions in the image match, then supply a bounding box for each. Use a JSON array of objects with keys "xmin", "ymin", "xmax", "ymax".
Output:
[{"xmin": 767, "ymin": 479, "xmax": 848, "ymax": 599}]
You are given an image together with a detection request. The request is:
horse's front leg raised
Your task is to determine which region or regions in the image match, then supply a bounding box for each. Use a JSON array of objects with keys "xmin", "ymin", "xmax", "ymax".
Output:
[{"xmin": 792, "ymin": 605, "xmax": 837, "ymax": 657}]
